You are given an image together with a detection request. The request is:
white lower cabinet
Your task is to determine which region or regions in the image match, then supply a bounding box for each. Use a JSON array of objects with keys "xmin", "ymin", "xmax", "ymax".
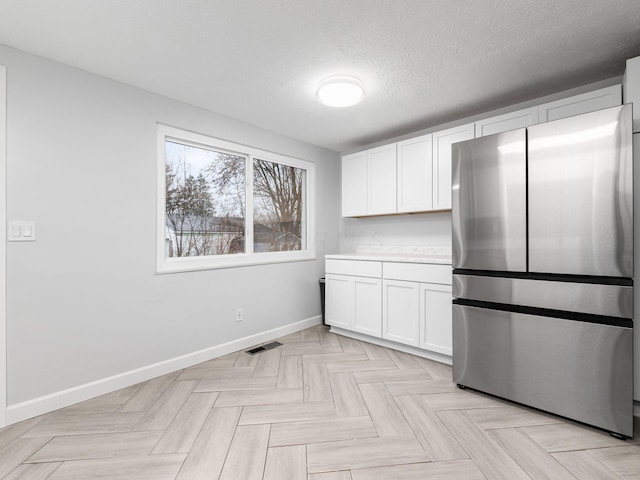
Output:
[
  {"xmin": 353, "ymin": 277, "xmax": 382, "ymax": 337},
  {"xmin": 325, "ymin": 274, "xmax": 353, "ymax": 330},
  {"xmin": 382, "ymin": 279, "xmax": 453, "ymax": 353},
  {"xmin": 326, "ymin": 257, "xmax": 453, "ymax": 358},
  {"xmin": 383, "ymin": 280, "xmax": 420, "ymax": 346},
  {"xmin": 325, "ymin": 273, "xmax": 382, "ymax": 337},
  {"xmin": 420, "ymin": 283, "xmax": 453, "ymax": 355}
]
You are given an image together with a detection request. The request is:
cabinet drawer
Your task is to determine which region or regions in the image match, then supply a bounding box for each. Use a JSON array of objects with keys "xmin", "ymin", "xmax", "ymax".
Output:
[
  {"xmin": 326, "ymin": 259, "xmax": 382, "ymax": 277},
  {"xmin": 383, "ymin": 262, "xmax": 451, "ymax": 284}
]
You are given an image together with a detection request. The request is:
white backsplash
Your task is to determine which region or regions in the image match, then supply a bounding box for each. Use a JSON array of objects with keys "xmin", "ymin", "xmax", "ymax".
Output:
[{"xmin": 339, "ymin": 211, "xmax": 452, "ymax": 254}]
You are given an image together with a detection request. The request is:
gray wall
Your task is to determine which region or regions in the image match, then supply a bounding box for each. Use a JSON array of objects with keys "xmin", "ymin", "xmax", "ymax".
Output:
[{"xmin": 1, "ymin": 44, "xmax": 341, "ymax": 406}]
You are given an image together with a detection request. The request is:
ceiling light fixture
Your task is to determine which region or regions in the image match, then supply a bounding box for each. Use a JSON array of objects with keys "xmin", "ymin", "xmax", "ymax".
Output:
[{"xmin": 316, "ymin": 75, "xmax": 365, "ymax": 107}]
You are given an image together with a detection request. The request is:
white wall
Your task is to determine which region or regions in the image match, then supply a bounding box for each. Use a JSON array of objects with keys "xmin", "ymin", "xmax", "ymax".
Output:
[{"xmin": 1, "ymin": 44, "xmax": 341, "ymax": 408}]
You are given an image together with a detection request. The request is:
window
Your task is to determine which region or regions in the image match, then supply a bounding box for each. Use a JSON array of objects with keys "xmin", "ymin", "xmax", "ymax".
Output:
[{"xmin": 157, "ymin": 125, "xmax": 315, "ymax": 272}]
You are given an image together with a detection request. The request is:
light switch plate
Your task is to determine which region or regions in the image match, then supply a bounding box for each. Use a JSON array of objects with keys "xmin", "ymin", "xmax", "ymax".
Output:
[{"xmin": 8, "ymin": 221, "xmax": 36, "ymax": 241}]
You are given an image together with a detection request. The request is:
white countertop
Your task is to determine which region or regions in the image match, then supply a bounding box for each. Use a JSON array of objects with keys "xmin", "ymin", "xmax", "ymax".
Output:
[
  {"xmin": 325, "ymin": 245, "xmax": 452, "ymax": 265},
  {"xmin": 325, "ymin": 253, "xmax": 452, "ymax": 265}
]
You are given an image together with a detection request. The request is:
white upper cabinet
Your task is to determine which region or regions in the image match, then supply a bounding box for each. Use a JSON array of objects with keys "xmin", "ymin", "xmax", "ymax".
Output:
[
  {"xmin": 432, "ymin": 123, "xmax": 475, "ymax": 211},
  {"xmin": 341, "ymin": 151, "xmax": 367, "ymax": 217},
  {"xmin": 624, "ymin": 56, "xmax": 640, "ymax": 133},
  {"xmin": 475, "ymin": 106, "xmax": 539, "ymax": 137},
  {"xmin": 341, "ymin": 143, "xmax": 396, "ymax": 217},
  {"xmin": 341, "ymin": 85, "xmax": 622, "ymax": 217},
  {"xmin": 538, "ymin": 85, "xmax": 621, "ymax": 122},
  {"xmin": 397, "ymin": 134, "xmax": 433, "ymax": 213},
  {"xmin": 367, "ymin": 144, "xmax": 397, "ymax": 215}
]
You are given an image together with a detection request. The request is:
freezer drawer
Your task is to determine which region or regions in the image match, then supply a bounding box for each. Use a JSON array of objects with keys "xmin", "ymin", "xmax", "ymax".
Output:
[
  {"xmin": 452, "ymin": 274, "xmax": 633, "ymax": 319},
  {"xmin": 528, "ymin": 104, "xmax": 633, "ymax": 277},
  {"xmin": 452, "ymin": 128, "xmax": 527, "ymax": 272},
  {"xmin": 452, "ymin": 304, "xmax": 633, "ymax": 437}
]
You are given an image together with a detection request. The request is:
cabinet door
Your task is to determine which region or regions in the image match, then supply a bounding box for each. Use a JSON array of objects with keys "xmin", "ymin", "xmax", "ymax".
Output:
[
  {"xmin": 475, "ymin": 106, "xmax": 538, "ymax": 137},
  {"xmin": 633, "ymin": 131, "xmax": 640, "ymax": 402},
  {"xmin": 341, "ymin": 151, "xmax": 367, "ymax": 217},
  {"xmin": 624, "ymin": 57, "xmax": 640, "ymax": 133},
  {"xmin": 538, "ymin": 85, "xmax": 621, "ymax": 122},
  {"xmin": 367, "ymin": 144, "xmax": 397, "ymax": 215},
  {"xmin": 635, "ymin": 133, "xmax": 640, "ymax": 402},
  {"xmin": 325, "ymin": 274, "xmax": 352, "ymax": 329},
  {"xmin": 528, "ymin": 105, "xmax": 632, "ymax": 278},
  {"xmin": 397, "ymin": 134, "xmax": 433, "ymax": 212},
  {"xmin": 382, "ymin": 280, "xmax": 420, "ymax": 346},
  {"xmin": 433, "ymin": 123, "xmax": 475, "ymax": 210},
  {"xmin": 353, "ymin": 277, "xmax": 382, "ymax": 337},
  {"xmin": 420, "ymin": 283, "xmax": 453, "ymax": 355}
]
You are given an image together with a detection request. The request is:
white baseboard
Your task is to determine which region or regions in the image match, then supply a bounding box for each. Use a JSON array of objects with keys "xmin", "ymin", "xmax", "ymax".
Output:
[
  {"xmin": 329, "ymin": 327, "xmax": 452, "ymax": 366},
  {"xmin": 6, "ymin": 315, "xmax": 322, "ymax": 426}
]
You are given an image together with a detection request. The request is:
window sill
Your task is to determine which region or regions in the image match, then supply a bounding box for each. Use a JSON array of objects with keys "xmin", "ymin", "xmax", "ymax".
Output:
[{"xmin": 156, "ymin": 250, "xmax": 317, "ymax": 274}]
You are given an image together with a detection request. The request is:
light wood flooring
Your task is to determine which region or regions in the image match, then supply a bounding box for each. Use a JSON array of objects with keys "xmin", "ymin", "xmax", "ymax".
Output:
[{"xmin": 0, "ymin": 324, "xmax": 639, "ymax": 479}]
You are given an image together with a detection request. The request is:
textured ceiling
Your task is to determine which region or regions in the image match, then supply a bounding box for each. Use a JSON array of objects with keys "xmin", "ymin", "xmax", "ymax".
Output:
[{"xmin": 0, "ymin": 0, "xmax": 639, "ymax": 152}]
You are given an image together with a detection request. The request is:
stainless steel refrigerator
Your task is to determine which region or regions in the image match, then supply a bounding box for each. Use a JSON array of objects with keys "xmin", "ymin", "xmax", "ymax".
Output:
[{"xmin": 451, "ymin": 104, "xmax": 634, "ymax": 438}]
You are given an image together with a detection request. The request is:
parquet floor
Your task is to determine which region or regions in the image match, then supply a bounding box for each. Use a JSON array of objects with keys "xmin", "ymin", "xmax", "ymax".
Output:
[{"xmin": 0, "ymin": 325, "xmax": 639, "ymax": 479}]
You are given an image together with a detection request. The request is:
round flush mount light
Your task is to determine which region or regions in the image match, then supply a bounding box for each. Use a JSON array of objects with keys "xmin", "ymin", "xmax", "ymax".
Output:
[{"xmin": 316, "ymin": 75, "xmax": 365, "ymax": 107}]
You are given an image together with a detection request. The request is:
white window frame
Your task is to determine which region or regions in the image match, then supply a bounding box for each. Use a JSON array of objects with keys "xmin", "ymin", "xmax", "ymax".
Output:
[{"xmin": 157, "ymin": 124, "xmax": 316, "ymax": 273}]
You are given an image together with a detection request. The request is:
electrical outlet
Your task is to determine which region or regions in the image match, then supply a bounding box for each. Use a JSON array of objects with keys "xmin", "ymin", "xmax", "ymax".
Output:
[{"xmin": 235, "ymin": 307, "xmax": 243, "ymax": 322}]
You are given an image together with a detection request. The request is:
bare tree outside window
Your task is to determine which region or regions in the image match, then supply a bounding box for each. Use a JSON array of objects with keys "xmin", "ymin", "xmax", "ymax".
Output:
[
  {"xmin": 165, "ymin": 141, "xmax": 245, "ymax": 257},
  {"xmin": 210, "ymin": 157, "xmax": 306, "ymax": 253},
  {"xmin": 253, "ymin": 158, "xmax": 305, "ymax": 252}
]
